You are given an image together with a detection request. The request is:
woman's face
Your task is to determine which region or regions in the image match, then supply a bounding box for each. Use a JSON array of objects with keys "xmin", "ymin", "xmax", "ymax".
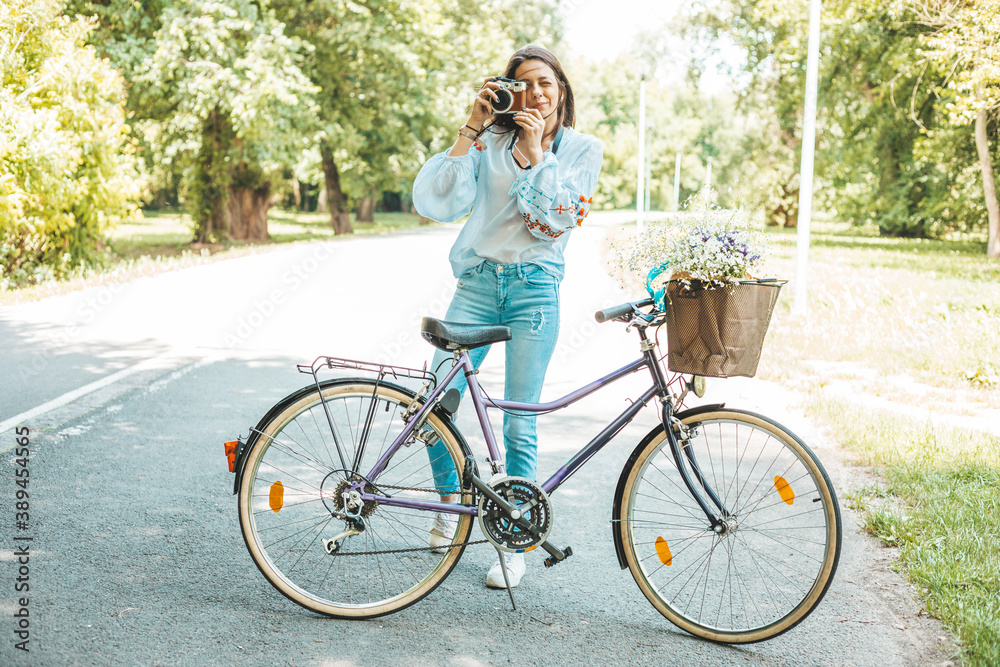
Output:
[{"xmin": 513, "ymin": 59, "xmax": 561, "ymax": 118}]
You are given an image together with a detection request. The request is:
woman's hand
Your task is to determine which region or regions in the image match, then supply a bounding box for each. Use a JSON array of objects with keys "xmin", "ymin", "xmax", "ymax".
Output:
[
  {"xmin": 513, "ymin": 107, "xmax": 546, "ymax": 167},
  {"xmin": 469, "ymin": 79, "xmax": 501, "ymax": 129}
]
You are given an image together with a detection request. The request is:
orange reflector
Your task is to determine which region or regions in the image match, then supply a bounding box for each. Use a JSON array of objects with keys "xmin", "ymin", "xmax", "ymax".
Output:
[
  {"xmin": 224, "ymin": 440, "xmax": 239, "ymax": 473},
  {"xmin": 774, "ymin": 476, "xmax": 795, "ymax": 505},
  {"xmin": 269, "ymin": 481, "xmax": 284, "ymax": 512},
  {"xmin": 654, "ymin": 536, "xmax": 673, "ymax": 566}
]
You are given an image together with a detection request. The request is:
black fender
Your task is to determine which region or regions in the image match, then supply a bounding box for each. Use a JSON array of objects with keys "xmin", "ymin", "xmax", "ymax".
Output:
[
  {"xmin": 610, "ymin": 403, "xmax": 725, "ymax": 570},
  {"xmin": 232, "ymin": 378, "xmax": 473, "ymax": 495}
]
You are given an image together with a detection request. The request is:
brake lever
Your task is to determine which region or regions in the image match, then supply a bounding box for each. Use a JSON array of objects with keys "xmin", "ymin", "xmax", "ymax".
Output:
[{"xmin": 624, "ymin": 307, "xmax": 655, "ymax": 332}]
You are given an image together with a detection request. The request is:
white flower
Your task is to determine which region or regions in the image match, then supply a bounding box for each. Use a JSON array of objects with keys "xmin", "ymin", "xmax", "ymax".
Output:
[{"xmin": 612, "ymin": 196, "xmax": 770, "ymax": 288}]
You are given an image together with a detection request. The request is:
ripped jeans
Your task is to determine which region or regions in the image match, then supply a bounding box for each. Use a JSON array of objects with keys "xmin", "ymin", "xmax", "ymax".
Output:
[{"xmin": 427, "ymin": 260, "xmax": 560, "ymax": 491}]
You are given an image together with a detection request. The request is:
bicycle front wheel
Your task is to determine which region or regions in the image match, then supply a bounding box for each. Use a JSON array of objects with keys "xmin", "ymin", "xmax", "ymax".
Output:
[
  {"xmin": 237, "ymin": 379, "xmax": 474, "ymax": 618},
  {"xmin": 617, "ymin": 409, "xmax": 841, "ymax": 643}
]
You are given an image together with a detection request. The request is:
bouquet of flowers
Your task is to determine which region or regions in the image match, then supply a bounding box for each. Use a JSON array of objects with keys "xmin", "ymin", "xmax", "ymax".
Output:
[{"xmin": 613, "ymin": 197, "xmax": 770, "ymax": 305}]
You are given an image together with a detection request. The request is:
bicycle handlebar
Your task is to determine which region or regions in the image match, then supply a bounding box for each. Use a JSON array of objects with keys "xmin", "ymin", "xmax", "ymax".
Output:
[{"xmin": 594, "ymin": 298, "xmax": 654, "ymax": 324}]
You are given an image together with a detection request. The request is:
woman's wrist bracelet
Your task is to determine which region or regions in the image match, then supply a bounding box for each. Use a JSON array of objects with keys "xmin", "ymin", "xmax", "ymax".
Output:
[
  {"xmin": 457, "ymin": 126, "xmax": 478, "ymax": 141},
  {"xmin": 464, "ymin": 123, "xmax": 483, "ymax": 134}
]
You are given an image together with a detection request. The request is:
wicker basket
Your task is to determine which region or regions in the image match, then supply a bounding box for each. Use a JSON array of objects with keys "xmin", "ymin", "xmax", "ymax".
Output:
[{"xmin": 664, "ymin": 279, "xmax": 785, "ymax": 378}]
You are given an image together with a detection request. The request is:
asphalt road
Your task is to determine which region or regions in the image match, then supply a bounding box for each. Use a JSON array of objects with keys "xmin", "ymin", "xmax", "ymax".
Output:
[{"xmin": 0, "ymin": 215, "xmax": 953, "ymax": 666}]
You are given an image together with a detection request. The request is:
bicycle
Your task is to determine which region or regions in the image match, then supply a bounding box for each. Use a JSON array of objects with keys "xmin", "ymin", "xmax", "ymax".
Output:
[{"xmin": 225, "ymin": 297, "xmax": 842, "ymax": 644}]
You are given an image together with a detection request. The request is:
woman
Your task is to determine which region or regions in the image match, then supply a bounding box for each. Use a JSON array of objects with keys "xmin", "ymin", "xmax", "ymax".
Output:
[{"xmin": 412, "ymin": 45, "xmax": 603, "ymax": 589}]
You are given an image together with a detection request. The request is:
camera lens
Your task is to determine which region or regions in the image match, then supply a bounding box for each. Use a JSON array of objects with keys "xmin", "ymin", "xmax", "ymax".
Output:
[{"xmin": 491, "ymin": 88, "xmax": 513, "ymax": 113}]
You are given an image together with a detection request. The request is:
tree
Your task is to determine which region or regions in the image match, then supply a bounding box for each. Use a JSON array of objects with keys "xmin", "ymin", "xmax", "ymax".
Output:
[
  {"xmin": 910, "ymin": 0, "xmax": 1000, "ymax": 257},
  {"xmin": 133, "ymin": 0, "xmax": 318, "ymax": 242},
  {"xmin": 62, "ymin": 0, "xmax": 176, "ymax": 204},
  {"xmin": 0, "ymin": 0, "xmax": 141, "ymax": 286}
]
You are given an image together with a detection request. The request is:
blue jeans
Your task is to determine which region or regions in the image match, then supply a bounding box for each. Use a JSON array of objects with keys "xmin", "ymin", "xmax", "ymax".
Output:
[{"xmin": 427, "ymin": 260, "xmax": 560, "ymax": 492}]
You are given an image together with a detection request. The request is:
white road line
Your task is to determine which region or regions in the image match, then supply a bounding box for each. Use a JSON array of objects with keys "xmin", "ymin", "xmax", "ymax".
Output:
[{"xmin": 0, "ymin": 352, "xmax": 182, "ymax": 435}]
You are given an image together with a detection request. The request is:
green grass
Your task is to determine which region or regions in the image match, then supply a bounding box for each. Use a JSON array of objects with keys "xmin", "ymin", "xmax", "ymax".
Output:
[
  {"xmin": 107, "ymin": 209, "xmax": 195, "ymax": 259},
  {"xmin": 814, "ymin": 399, "xmax": 1000, "ymax": 666}
]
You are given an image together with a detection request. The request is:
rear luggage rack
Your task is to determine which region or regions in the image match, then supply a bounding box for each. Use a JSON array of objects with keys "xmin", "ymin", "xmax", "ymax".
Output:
[{"xmin": 297, "ymin": 356, "xmax": 437, "ymax": 386}]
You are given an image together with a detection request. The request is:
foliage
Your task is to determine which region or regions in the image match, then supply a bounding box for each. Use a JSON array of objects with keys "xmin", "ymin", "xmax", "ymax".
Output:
[
  {"xmin": 911, "ymin": 0, "xmax": 1000, "ymax": 123},
  {"xmin": 62, "ymin": 0, "xmax": 174, "ymax": 199},
  {"xmin": 817, "ymin": 0, "xmax": 974, "ymax": 238},
  {"xmin": 572, "ymin": 52, "xmax": 750, "ymax": 214},
  {"xmin": 134, "ymin": 0, "xmax": 318, "ymax": 240},
  {"xmin": 677, "ymin": 0, "xmax": 1000, "ymax": 240},
  {"xmin": 0, "ymin": 0, "xmax": 141, "ymax": 287},
  {"xmin": 672, "ymin": 0, "xmax": 809, "ymax": 227}
]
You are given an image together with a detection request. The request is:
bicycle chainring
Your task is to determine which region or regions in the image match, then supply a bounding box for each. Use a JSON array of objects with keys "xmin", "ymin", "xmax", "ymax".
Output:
[{"xmin": 478, "ymin": 476, "xmax": 553, "ymax": 553}]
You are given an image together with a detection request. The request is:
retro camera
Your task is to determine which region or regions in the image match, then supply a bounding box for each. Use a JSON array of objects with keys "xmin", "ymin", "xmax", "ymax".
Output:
[{"xmin": 488, "ymin": 76, "xmax": 527, "ymax": 114}]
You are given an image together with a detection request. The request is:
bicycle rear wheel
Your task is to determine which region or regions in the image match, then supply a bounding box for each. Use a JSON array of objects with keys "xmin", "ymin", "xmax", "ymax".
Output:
[
  {"xmin": 617, "ymin": 409, "xmax": 841, "ymax": 643},
  {"xmin": 237, "ymin": 379, "xmax": 474, "ymax": 618}
]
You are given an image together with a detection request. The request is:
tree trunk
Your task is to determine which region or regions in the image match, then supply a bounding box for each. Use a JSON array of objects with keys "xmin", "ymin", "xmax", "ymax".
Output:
[
  {"xmin": 975, "ymin": 108, "xmax": 1000, "ymax": 258},
  {"xmin": 228, "ymin": 180, "xmax": 271, "ymax": 241},
  {"xmin": 768, "ymin": 182, "xmax": 799, "ymax": 228},
  {"xmin": 194, "ymin": 109, "xmax": 235, "ymax": 242},
  {"xmin": 316, "ymin": 185, "xmax": 327, "ymax": 213},
  {"xmin": 356, "ymin": 196, "xmax": 375, "ymax": 223},
  {"xmin": 320, "ymin": 141, "xmax": 353, "ymax": 235}
]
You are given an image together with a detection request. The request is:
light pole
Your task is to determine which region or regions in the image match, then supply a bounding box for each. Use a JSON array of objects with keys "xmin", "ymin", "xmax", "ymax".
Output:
[
  {"xmin": 674, "ymin": 150, "xmax": 681, "ymax": 211},
  {"xmin": 636, "ymin": 75, "xmax": 647, "ymax": 228},
  {"xmin": 794, "ymin": 0, "xmax": 822, "ymax": 315},
  {"xmin": 645, "ymin": 124, "xmax": 653, "ymax": 213}
]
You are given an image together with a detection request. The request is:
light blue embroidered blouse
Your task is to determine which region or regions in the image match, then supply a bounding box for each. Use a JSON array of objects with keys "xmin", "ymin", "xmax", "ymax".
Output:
[{"xmin": 412, "ymin": 125, "xmax": 603, "ymax": 281}]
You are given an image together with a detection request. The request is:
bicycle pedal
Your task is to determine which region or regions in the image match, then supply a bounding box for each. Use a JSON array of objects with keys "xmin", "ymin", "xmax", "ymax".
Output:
[{"xmin": 543, "ymin": 546, "xmax": 573, "ymax": 568}]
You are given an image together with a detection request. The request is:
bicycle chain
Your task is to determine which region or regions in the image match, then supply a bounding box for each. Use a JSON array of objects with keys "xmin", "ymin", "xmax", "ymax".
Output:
[
  {"xmin": 327, "ymin": 538, "xmax": 488, "ymax": 557},
  {"xmin": 378, "ymin": 483, "xmax": 465, "ymax": 495},
  {"xmin": 326, "ymin": 484, "xmax": 487, "ymax": 556}
]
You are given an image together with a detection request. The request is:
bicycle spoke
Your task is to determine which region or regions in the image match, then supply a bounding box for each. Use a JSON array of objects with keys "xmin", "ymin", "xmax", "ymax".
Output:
[{"xmin": 622, "ymin": 412, "xmax": 841, "ymax": 642}]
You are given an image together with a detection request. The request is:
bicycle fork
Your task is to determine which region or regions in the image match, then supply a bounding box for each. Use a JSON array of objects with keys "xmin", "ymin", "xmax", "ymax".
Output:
[{"xmin": 661, "ymin": 401, "xmax": 732, "ymax": 533}]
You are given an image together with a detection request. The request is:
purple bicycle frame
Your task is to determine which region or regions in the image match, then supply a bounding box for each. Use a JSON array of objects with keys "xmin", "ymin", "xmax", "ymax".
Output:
[{"xmin": 361, "ymin": 350, "xmax": 660, "ymax": 517}]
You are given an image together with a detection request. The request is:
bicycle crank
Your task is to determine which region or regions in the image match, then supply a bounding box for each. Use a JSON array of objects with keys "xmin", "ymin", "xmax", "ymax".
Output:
[
  {"xmin": 473, "ymin": 476, "xmax": 575, "ymax": 566},
  {"xmin": 476, "ymin": 476, "xmax": 553, "ymax": 552}
]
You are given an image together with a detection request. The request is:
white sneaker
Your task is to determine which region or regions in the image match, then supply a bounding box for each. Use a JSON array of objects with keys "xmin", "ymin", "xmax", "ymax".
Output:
[
  {"xmin": 486, "ymin": 552, "xmax": 526, "ymax": 589},
  {"xmin": 429, "ymin": 513, "xmax": 457, "ymax": 554}
]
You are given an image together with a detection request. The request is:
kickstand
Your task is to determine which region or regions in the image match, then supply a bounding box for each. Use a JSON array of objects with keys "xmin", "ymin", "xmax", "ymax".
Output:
[{"xmin": 494, "ymin": 547, "xmax": 517, "ymax": 611}]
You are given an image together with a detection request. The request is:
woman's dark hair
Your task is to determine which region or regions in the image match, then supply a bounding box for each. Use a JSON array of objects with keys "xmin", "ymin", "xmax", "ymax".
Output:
[{"xmin": 488, "ymin": 45, "xmax": 575, "ymax": 138}]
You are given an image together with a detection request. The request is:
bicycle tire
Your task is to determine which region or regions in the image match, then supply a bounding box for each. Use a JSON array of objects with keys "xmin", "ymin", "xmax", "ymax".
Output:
[
  {"xmin": 237, "ymin": 379, "xmax": 474, "ymax": 618},
  {"xmin": 617, "ymin": 409, "xmax": 841, "ymax": 643}
]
